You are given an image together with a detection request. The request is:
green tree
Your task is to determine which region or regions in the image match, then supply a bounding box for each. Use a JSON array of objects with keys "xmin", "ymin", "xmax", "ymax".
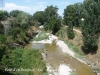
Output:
[
  {"xmin": 73, "ymin": 3, "xmax": 82, "ymax": 27},
  {"xmin": 81, "ymin": 0, "xmax": 100, "ymax": 54},
  {"xmin": 16, "ymin": 11, "xmax": 30, "ymax": 30},
  {"xmin": 67, "ymin": 22, "xmax": 75, "ymax": 39},
  {"xmin": 64, "ymin": 5, "xmax": 75, "ymax": 39},
  {"xmin": 10, "ymin": 10, "xmax": 22, "ymax": 17},
  {"xmin": 33, "ymin": 11, "xmax": 46, "ymax": 25},
  {"xmin": 0, "ymin": 10, "xmax": 8, "ymax": 20},
  {"xmin": 44, "ymin": 5, "xmax": 61, "ymax": 34}
]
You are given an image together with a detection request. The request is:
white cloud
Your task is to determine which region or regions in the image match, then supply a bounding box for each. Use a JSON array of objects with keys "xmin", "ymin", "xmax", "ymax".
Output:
[
  {"xmin": 2, "ymin": 3, "xmax": 46, "ymax": 14},
  {"xmin": 4, "ymin": 3, "xmax": 31, "ymax": 12}
]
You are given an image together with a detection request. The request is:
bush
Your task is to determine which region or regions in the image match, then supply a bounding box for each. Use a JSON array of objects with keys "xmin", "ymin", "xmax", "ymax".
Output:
[
  {"xmin": 67, "ymin": 27, "xmax": 75, "ymax": 39},
  {"xmin": 11, "ymin": 27, "xmax": 21, "ymax": 40},
  {"xmin": 1, "ymin": 47, "xmax": 47, "ymax": 75}
]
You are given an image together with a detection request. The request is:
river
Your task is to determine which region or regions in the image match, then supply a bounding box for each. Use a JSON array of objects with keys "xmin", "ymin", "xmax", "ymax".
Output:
[{"xmin": 25, "ymin": 34, "xmax": 96, "ymax": 75}]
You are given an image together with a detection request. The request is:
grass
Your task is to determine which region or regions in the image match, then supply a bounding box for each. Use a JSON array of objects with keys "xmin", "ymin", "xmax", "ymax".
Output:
[
  {"xmin": 2, "ymin": 47, "xmax": 48, "ymax": 75},
  {"xmin": 56, "ymin": 26, "xmax": 84, "ymax": 59},
  {"xmin": 33, "ymin": 31, "xmax": 49, "ymax": 41},
  {"xmin": 64, "ymin": 40, "xmax": 84, "ymax": 59},
  {"xmin": 70, "ymin": 71, "xmax": 77, "ymax": 75},
  {"xmin": 65, "ymin": 40, "xmax": 84, "ymax": 55},
  {"xmin": 94, "ymin": 67, "xmax": 100, "ymax": 72}
]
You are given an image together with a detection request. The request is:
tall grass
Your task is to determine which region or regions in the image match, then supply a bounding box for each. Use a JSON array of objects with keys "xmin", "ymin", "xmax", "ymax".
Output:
[{"xmin": 2, "ymin": 47, "xmax": 48, "ymax": 75}]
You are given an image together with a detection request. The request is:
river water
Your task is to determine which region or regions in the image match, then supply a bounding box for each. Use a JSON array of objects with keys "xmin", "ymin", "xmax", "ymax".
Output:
[{"xmin": 25, "ymin": 41, "xmax": 96, "ymax": 75}]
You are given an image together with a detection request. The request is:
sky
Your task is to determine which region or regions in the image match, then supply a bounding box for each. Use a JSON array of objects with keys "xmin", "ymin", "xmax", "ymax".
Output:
[{"xmin": 0, "ymin": 0, "xmax": 84, "ymax": 16}]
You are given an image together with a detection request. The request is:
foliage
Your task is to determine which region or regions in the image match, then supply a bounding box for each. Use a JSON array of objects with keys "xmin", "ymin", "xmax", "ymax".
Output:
[
  {"xmin": 0, "ymin": 10, "xmax": 8, "ymax": 20},
  {"xmin": 81, "ymin": 0, "xmax": 100, "ymax": 54},
  {"xmin": 11, "ymin": 27, "xmax": 21, "ymax": 40},
  {"xmin": 0, "ymin": 34, "xmax": 7, "ymax": 44},
  {"xmin": 0, "ymin": 34, "xmax": 7, "ymax": 61},
  {"xmin": 64, "ymin": 5, "xmax": 75, "ymax": 25},
  {"xmin": 73, "ymin": 3, "xmax": 82, "ymax": 27},
  {"xmin": 0, "ymin": 10, "xmax": 40, "ymax": 75},
  {"xmin": 0, "ymin": 22, "xmax": 4, "ymax": 34},
  {"xmin": 44, "ymin": 16, "xmax": 61, "ymax": 34},
  {"xmin": 44, "ymin": 5, "xmax": 61, "ymax": 34},
  {"xmin": 17, "ymin": 11, "xmax": 29, "ymax": 23},
  {"xmin": 33, "ymin": 11, "xmax": 46, "ymax": 25},
  {"xmin": 56, "ymin": 26, "xmax": 67, "ymax": 39},
  {"xmin": 1, "ymin": 47, "xmax": 47, "ymax": 75},
  {"xmin": 10, "ymin": 10, "xmax": 22, "ymax": 17},
  {"xmin": 33, "ymin": 20, "xmax": 41, "ymax": 28},
  {"xmin": 64, "ymin": 5, "xmax": 75, "ymax": 39},
  {"xmin": 10, "ymin": 17, "xmax": 20, "ymax": 28},
  {"xmin": 20, "ymin": 20, "xmax": 28, "ymax": 30},
  {"xmin": 15, "ymin": 11, "xmax": 31, "ymax": 31},
  {"xmin": 67, "ymin": 23, "xmax": 75, "ymax": 39}
]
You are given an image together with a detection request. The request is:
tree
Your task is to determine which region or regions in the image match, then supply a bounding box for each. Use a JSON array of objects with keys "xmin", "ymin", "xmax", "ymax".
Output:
[
  {"xmin": 10, "ymin": 10, "xmax": 22, "ymax": 17},
  {"xmin": 33, "ymin": 11, "xmax": 46, "ymax": 25},
  {"xmin": 64, "ymin": 5, "xmax": 75, "ymax": 39},
  {"xmin": 16, "ymin": 11, "xmax": 30, "ymax": 30},
  {"xmin": 81, "ymin": 0, "xmax": 100, "ymax": 54},
  {"xmin": 67, "ymin": 22, "xmax": 75, "ymax": 39},
  {"xmin": 0, "ymin": 10, "xmax": 8, "ymax": 20},
  {"xmin": 44, "ymin": 5, "xmax": 61, "ymax": 34},
  {"xmin": 73, "ymin": 3, "xmax": 82, "ymax": 27}
]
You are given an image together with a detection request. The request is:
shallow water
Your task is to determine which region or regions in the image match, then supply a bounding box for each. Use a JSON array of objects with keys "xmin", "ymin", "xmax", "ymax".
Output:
[
  {"xmin": 25, "ymin": 43, "xmax": 44, "ymax": 50},
  {"xmin": 25, "ymin": 41, "xmax": 96, "ymax": 75}
]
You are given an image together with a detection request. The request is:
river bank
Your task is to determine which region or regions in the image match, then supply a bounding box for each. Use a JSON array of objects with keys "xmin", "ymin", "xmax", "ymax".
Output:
[
  {"xmin": 30, "ymin": 31, "xmax": 96, "ymax": 75},
  {"xmin": 32, "ymin": 32, "xmax": 73, "ymax": 75}
]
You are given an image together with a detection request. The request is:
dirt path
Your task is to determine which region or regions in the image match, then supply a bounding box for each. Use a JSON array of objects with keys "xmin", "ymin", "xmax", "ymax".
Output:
[
  {"xmin": 73, "ymin": 28, "xmax": 81, "ymax": 34},
  {"xmin": 65, "ymin": 26, "xmax": 81, "ymax": 34}
]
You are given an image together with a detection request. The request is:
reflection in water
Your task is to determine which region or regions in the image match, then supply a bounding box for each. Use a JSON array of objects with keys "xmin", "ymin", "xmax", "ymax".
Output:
[{"xmin": 25, "ymin": 41, "xmax": 96, "ymax": 75}]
